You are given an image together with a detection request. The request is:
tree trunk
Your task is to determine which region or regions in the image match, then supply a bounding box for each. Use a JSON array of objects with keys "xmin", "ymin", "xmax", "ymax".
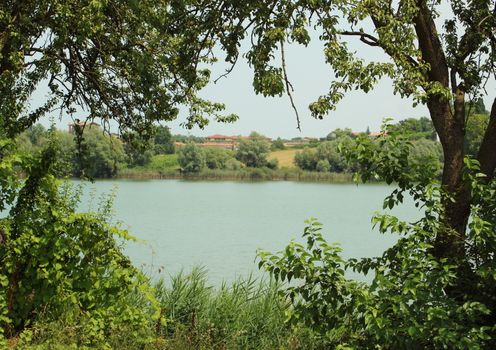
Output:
[{"xmin": 426, "ymin": 93, "xmax": 469, "ymax": 262}]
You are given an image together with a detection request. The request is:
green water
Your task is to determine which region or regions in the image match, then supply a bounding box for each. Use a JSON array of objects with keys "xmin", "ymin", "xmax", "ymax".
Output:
[{"xmin": 78, "ymin": 180, "xmax": 421, "ymax": 283}]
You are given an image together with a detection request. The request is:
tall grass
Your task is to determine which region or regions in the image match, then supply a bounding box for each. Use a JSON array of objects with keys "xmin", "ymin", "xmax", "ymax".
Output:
[
  {"xmin": 153, "ymin": 267, "xmax": 301, "ymax": 349},
  {"xmin": 10, "ymin": 268, "xmax": 322, "ymax": 349}
]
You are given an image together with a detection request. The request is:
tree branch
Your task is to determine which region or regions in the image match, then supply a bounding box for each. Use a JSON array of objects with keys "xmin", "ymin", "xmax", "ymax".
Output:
[
  {"xmin": 338, "ymin": 31, "xmax": 380, "ymax": 47},
  {"xmin": 280, "ymin": 40, "xmax": 301, "ymax": 131}
]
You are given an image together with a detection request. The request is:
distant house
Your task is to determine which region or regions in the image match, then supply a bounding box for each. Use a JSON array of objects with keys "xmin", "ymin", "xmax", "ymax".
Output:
[
  {"xmin": 283, "ymin": 137, "xmax": 316, "ymax": 147},
  {"xmin": 203, "ymin": 134, "xmax": 272, "ymax": 150},
  {"xmin": 68, "ymin": 121, "xmax": 99, "ymax": 134}
]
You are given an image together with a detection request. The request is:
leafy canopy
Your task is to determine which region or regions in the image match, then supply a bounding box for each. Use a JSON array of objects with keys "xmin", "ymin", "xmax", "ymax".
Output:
[{"xmin": 0, "ymin": 0, "xmax": 239, "ymax": 138}]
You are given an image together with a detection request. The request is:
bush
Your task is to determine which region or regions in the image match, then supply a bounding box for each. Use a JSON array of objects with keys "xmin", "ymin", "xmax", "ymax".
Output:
[
  {"xmin": 178, "ymin": 143, "xmax": 206, "ymax": 173},
  {"xmin": 316, "ymin": 159, "xmax": 330, "ymax": 172},
  {"xmin": 316, "ymin": 141, "xmax": 347, "ymax": 172},
  {"xmin": 266, "ymin": 158, "xmax": 278, "ymax": 170},
  {"xmin": 235, "ymin": 136, "xmax": 270, "ymax": 168},
  {"xmin": 294, "ymin": 148, "xmax": 317, "ymax": 171},
  {"xmin": 271, "ymin": 138, "xmax": 285, "ymax": 151},
  {"xmin": 204, "ymin": 148, "xmax": 235, "ymax": 169},
  {"xmin": 224, "ymin": 158, "xmax": 244, "ymax": 171},
  {"xmin": 76, "ymin": 127, "xmax": 126, "ymax": 178},
  {"xmin": 0, "ymin": 145, "xmax": 156, "ymax": 347}
]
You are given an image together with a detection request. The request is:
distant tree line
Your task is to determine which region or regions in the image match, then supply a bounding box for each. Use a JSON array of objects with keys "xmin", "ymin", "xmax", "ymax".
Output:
[
  {"xmin": 295, "ymin": 116, "xmax": 448, "ymax": 174},
  {"xmin": 16, "ymin": 124, "xmax": 176, "ymax": 178},
  {"xmin": 17, "ymin": 109, "xmax": 488, "ymax": 178}
]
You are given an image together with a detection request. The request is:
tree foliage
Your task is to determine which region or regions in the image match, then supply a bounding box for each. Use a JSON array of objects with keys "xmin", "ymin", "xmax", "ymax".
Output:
[
  {"xmin": 75, "ymin": 127, "xmax": 126, "ymax": 178},
  {"xmin": 465, "ymin": 113, "xmax": 490, "ymax": 158},
  {"xmin": 389, "ymin": 117, "xmax": 437, "ymax": 140},
  {"xmin": 154, "ymin": 125, "xmax": 175, "ymax": 155},
  {"xmin": 0, "ymin": 0, "xmax": 239, "ymax": 139},
  {"xmin": 235, "ymin": 133, "xmax": 271, "ymax": 168},
  {"xmin": 177, "ymin": 142, "xmax": 206, "ymax": 173}
]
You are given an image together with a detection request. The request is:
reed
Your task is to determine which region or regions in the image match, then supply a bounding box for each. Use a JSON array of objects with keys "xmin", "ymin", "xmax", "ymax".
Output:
[
  {"xmin": 10, "ymin": 268, "xmax": 323, "ymax": 349},
  {"xmin": 117, "ymin": 167, "xmax": 354, "ymax": 183}
]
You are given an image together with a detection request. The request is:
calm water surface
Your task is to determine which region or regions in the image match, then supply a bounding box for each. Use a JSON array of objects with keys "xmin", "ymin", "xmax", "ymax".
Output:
[{"xmin": 77, "ymin": 180, "xmax": 421, "ymax": 283}]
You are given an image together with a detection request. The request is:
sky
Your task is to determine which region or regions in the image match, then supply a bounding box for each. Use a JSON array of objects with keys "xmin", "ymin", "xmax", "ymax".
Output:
[{"xmin": 39, "ymin": 11, "xmax": 494, "ymax": 140}]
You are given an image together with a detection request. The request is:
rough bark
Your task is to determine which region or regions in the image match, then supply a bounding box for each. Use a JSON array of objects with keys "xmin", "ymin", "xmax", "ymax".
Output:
[{"xmin": 414, "ymin": 1, "xmax": 469, "ymax": 260}]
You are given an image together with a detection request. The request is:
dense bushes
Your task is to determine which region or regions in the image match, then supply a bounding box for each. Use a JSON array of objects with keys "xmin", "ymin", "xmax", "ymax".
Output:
[
  {"xmin": 76, "ymin": 127, "xmax": 127, "ymax": 178},
  {"xmin": 294, "ymin": 140, "xmax": 354, "ymax": 173},
  {"xmin": 0, "ymin": 144, "xmax": 156, "ymax": 347},
  {"xmin": 178, "ymin": 135, "xmax": 274, "ymax": 173},
  {"xmin": 295, "ymin": 137, "xmax": 442, "ymax": 176},
  {"xmin": 177, "ymin": 143, "xmax": 206, "ymax": 173}
]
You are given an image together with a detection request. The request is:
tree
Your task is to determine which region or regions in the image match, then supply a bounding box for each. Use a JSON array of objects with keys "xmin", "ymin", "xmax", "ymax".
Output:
[
  {"xmin": 409, "ymin": 138, "xmax": 443, "ymax": 175},
  {"xmin": 122, "ymin": 130, "xmax": 155, "ymax": 167},
  {"xmin": 467, "ymin": 98, "xmax": 488, "ymax": 116},
  {"xmin": 235, "ymin": 133, "xmax": 270, "ymax": 168},
  {"xmin": 154, "ymin": 125, "xmax": 175, "ymax": 155},
  {"xmin": 316, "ymin": 141, "xmax": 347, "ymax": 172},
  {"xmin": 24, "ymin": 124, "xmax": 47, "ymax": 146},
  {"xmin": 326, "ymin": 128, "xmax": 353, "ymax": 141},
  {"xmin": 177, "ymin": 143, "xmax": 206, "ymax": 173},
  {"xmin": 271, "ymin": 137, "xmax": 285, "ymax": 151},
  {"xmin": 294, "ymin": 148, "xmax": 317, "ymax": 171},
  {"xmin": 76, "ymin": 126, "xmax": 126, "ymax": 178},
  {"xmin": 315, "ymin": 159, "xmax": 330, "ymax": 172},
  {"xmin": 204, "ymin": 147, "xmax": 234, "ymax": 169},
  {"xmin": 465, "ymin": 113, "xmax": 490, "ymax": 158}
]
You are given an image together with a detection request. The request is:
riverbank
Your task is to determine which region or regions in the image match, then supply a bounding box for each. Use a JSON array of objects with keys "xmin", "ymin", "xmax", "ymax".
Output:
[{"xmin": 117, "ymin": 167, "xmax": 354, "ymax": 182}]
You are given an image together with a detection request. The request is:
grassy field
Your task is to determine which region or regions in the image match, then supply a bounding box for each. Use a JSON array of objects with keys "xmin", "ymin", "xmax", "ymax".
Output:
[
  {"xmin": 147, "ymin": 154, "xmax": 179, "ymax": 170},
  {"xmin": 268, "ymin": 149, "xmax": 298, "ymax": 168}
]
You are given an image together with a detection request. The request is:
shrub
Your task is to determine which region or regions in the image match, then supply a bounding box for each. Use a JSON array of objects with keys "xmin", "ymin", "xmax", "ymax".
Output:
[
  {"xmin": 0, "ymin": 145, "xmax": 156, "ymax": 347},
  {"xmin": 224, "ymin": 158, "xmax": 244, "ymax": 171},
  {"xmin": 266, "ymin": 158, "xmax": 279, "ymax": 170},
  {"xmin": 204, "ymin": 148, "xmax": 235, "ymax": 169},
  {"xmin": 294, "ymin": 148, "xmax": 317, "ymax": 171},
  {"xmin": 235, "ymin": 136, "xmax": 270, "ymax": 168},
  {"xmin": 178, "ymin": 143, "xmax": 206, "ymax": 173},
  {"xmin": 316, "ymin": 159, "xmax": 330, "ymax": 172}
]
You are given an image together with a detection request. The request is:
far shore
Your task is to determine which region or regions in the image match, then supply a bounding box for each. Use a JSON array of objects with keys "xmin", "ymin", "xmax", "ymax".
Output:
[{"xmin": 115, "ymin": 168, "xmax": 355, "ymax": 183}]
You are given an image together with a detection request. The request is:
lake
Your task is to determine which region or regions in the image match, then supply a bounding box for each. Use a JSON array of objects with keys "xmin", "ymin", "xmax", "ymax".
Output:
[{"xmin": 77, "ymin": 180, "xmax": 421, "ymax": 283}]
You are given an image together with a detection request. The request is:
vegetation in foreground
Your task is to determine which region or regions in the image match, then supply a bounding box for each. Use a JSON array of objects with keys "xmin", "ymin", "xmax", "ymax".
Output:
[{"xmin": 8, "ymin": 268, "xmax": 323, "ymax": 350}]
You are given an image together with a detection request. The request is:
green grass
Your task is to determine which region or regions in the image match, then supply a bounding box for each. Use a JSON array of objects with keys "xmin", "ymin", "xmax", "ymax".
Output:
[
  {"xmin": 117, "ymin": 154, "xmax": 180, "ymax": 179},
  {"xmin": 147, "ymin": 154, "xmax": 179, "ymax": 170}
]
